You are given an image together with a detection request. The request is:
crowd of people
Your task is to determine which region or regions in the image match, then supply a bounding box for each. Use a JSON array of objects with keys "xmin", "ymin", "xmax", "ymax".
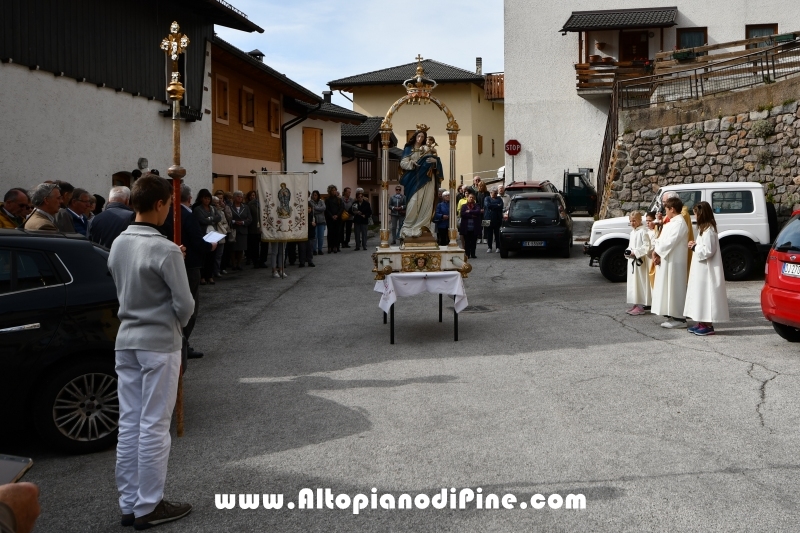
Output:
[{"xmin": 625, "ymin": 192, "xmax": 729, "ymax": 335}]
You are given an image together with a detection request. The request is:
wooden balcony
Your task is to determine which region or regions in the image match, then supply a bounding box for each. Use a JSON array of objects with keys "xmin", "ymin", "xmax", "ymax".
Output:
[
  {"xmin": 484, "ymin": 72, "xmax": 504, "ymax": 101},
  {"xmin": 575, "ymin": 61, "xmax": 653, "ymax": 96},
  {"xmin": 654, "ymin": 31, "xmax": 800, "ymax": 75}
]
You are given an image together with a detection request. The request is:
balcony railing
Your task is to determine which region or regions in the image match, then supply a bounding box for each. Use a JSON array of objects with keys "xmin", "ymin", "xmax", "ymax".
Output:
[
  {"xmin": 484, "ymin": 72, "xmax": 504, "ymax": 100},
  {"xmin": 654, "ymin": 31, "xmax": 800, "ymax": 74},
  {"xmin": 575, "ymin": 61, "xmax": 653, "ymax": 93},
  {"xmin": 619, "ymin": 40, "xmax": 800, "ymax": 109}
]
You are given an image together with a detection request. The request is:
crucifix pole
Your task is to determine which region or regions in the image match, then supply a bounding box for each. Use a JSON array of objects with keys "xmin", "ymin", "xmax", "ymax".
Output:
[{"xmin": 161, "ymin": 21, "xmax": 190, "ymax": 437}]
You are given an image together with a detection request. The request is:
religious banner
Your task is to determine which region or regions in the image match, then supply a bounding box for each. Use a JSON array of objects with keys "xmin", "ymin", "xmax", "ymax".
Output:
[{"xmin": 256, "ymin": 172, "xmax": 309, "ymax": 242}]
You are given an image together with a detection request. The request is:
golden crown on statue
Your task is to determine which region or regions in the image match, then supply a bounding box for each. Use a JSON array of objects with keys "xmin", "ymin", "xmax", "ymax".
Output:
[
  {"xmin": 403, "ymin": 54, "xmax": 438, "ymax": 105},
  {"xmin": 415, "ymin": 123, "xmax": 430, "ymax": 133}
]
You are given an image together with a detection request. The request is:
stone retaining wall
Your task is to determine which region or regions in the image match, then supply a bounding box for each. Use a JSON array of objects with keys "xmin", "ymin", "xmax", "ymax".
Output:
[{"xmin": 605, "ymin": 102, "xmax": 800, "ymax": 219}]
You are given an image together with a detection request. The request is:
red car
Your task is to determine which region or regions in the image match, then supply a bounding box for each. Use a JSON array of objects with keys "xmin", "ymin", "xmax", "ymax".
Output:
[{"xmin": 761, "ymin": 212, "xmax": 800, "ymax": 342}]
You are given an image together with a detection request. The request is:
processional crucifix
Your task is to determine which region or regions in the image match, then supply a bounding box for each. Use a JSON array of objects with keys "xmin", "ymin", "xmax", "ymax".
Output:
[{"xmin": 160, "ymin": 21, "xmax": 190, "ymax": 436}]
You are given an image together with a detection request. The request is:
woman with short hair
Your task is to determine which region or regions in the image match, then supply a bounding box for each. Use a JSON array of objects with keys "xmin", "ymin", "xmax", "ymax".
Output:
[
  {"xmin": 229, "ymin": 191, "xmax": 251, "ymax": 270},
  {"xmin": 192, "ymin": 189, "xmax": 222, "ymax": 284},
  {"xmin": 324, "ymin": 185, "xmax": 343, "ymax": 253}
]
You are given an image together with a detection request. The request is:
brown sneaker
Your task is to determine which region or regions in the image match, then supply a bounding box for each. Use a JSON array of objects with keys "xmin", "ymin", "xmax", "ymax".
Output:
[{"xmin": 133, "ymin": 500, "xmax": 192, "ymax": 530}]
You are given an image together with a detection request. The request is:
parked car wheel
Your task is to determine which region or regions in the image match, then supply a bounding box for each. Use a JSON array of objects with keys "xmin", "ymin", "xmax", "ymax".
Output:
[
  {"xmin": 721, "ymin": 243, "xmax": 753, "ymax": 281},
  {"xmin": 34, "ymin": 359, "xmax": 119, "ymax": 454},
  {"xmin": 599, "ymin": 244, "xmax": 627, "ymax": 282},
  {"xmin": 772, "ymin": 322, "xmax": 800, "ymax": 342},
  {"xmin": 560, "ymin": 239, "xmax": 571, "ymax": 258},
  {"xmin": 499, "ymin": 243, "xmax": 509, "ymax": 258}
]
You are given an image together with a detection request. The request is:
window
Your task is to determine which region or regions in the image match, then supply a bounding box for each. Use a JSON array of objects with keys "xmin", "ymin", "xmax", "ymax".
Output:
[
  {"xmin": 215, "ymin": 75, "xmax": 229, "ymax": 125},
  {"xmin": 746, "ymin": 24, "xmax": 778, "ymax": 49},
  {"xmin": 676, "ymin": 27, "xmax": 708, "ymax": 50},
  {"xmin": 648, "ymin": 190, "xmax": 702, "ymax": 213},
  {"xmin": 0, "ymin": 250, "xmax": 61, "ymax": 294},
  {"xmin": 477, "ymin": 135, "xmax": 483, "ymax": 155},
  {"xmin": 240, "ymin": 86, "xmax": 254, "ymax": 131},
  {"xmin": 303, "ymin": 127, "xmax": 323, "ymax": 163},
  {"xmin": 269, "ymin": 99, "xmax": 281, "ymax": 136},
  {"xmin": 492, "ymin": 139, "xmax": 495, "ymax": 157},
  {"xmin": 677, "ymin": 190, "xmax": 702, "ymax": 211},
  {"xmin": 712, "ymin": 191, "xmax": 754, "ymax": 214},
  {"xmin": 0, "ymin": 250, "xmax": 10, "ymax": 294},
  {"xmin": 509, "ymin": 198, "xmax": 557, "ymax": 220}
]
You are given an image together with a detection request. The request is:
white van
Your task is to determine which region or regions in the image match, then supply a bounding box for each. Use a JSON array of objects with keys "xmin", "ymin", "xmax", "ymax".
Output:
[{"xmin": 584, "ymin": 183, "xmax": 777, "ymax": 282}]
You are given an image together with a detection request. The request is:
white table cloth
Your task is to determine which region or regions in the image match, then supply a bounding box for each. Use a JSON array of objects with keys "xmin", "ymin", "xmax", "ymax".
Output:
[{"xmin": 374, "ymin": 272, "xmax": 468, "ymax": 314}]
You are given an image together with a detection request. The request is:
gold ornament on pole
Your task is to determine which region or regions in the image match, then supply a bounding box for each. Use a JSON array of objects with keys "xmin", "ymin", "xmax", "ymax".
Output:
[{"xmin": 161, "ymin": 21, "xmax": 189, "ymax": 437}]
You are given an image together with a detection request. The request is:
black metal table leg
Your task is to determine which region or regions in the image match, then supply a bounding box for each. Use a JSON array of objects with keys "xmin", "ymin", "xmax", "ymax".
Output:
[
  {"xmin": 453, "ymin": 295, "xmax": 458, "ymax": 341},
  {"xmin": 383, "ymin": 311, "xmax": 387, "ymax": 324},
  {"xmin": 439, "ymin": 293, "xmax": 443, "ymax": 323},
  {"xmin": 390, "ymin": 304, "xmax": 395, "ymax": 344}
]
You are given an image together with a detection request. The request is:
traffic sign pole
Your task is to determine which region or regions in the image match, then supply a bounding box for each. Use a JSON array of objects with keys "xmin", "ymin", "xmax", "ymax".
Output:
[{"xmin": 504, "ymin": 139, "xmax": 521, "ymax": 184}]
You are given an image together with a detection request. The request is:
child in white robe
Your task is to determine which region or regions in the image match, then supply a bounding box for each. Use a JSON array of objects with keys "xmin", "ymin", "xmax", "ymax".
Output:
[
  {"xmin": 626, "ymin": 212, "xmax": 651, "ymax": 315},
  {"xmin": 652, "ymin": 196, "xmax": 689, "ymax": 328},
  {"xmin": 684, "ymin": 201, "xmax": 729, "ymax": 335}
]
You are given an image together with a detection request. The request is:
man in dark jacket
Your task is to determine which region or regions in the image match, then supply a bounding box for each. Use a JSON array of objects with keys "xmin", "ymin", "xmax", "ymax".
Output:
[
  {"xmin": 160, "ymin": 184, "xmax": 215, "ymax": 359},
  {"xmin": 87, "ymin": 186, "xmax": 134, "ymax": 248}
]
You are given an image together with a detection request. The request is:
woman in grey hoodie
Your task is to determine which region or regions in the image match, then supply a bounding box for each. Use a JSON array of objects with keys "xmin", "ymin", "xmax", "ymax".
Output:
[{"xmin": 309, "ymin": 190, "xmax": 326, "ymax": 255}]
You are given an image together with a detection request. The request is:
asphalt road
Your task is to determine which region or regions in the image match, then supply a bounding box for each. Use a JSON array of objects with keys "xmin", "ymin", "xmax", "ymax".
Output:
[{"xmin": 11, "ymin": 239, "xmax": 800, "ymax": 532}]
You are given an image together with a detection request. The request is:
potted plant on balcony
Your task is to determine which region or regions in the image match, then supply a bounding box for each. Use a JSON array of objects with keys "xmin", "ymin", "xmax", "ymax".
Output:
[{"xmin": 672, "ymin": 46, "xmax": 696, "ymax": 61}]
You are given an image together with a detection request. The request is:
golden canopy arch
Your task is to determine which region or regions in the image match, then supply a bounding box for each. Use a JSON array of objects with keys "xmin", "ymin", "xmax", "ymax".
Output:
[{"xmin": 377, "ymin": 59, "xmax": 461, "ymax": 248}]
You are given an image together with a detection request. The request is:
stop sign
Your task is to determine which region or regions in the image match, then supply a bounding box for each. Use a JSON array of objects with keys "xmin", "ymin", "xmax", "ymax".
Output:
[{"xmin": 505, "ymin": 139, "xmax": 521, "ymax": 156}]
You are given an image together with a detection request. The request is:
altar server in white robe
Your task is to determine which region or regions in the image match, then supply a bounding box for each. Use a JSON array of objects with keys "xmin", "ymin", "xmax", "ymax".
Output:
[
  {"xmin": 626, "ymin": 212, "xmax": 651, "ymax": 315},
  {"xmin": 652, "ymin": 196, "xmax": 689, "ymax": 328},
  {"xmin": 684, "ymin": 201, "xmax": 729, "ymax": 336}
]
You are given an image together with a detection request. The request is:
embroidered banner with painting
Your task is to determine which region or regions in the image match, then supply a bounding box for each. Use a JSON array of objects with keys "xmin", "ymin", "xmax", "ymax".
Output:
[{"xmin": 257, "ymin": 172, "xmax": 309, "ymax": 242}]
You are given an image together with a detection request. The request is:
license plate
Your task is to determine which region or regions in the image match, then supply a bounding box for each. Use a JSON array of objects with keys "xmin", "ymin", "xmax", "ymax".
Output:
[
  {"xmin": 783, "ymin": 262, "xmax": 800, "ymax": 277},
  {"xmin": 522, "ymin": 241, "xmax": 546, "ymax": 247}
]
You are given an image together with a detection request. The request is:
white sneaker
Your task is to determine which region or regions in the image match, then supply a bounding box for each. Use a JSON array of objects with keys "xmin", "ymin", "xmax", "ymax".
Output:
[
  {"xmin": 661, "ymin": 319, "xmax": 687, "ymax": 329},
  {"xmin": 495, "ymin": 249, "xmax": 500, "ymax": 253},
  {"xmin": 272, "ymin": 272, "xmax": 280, "ymax": 278},
  {"xmin": 487, "ymin": 248, "xmax": 492, "ymax": 253},
  {"xmin": 281, "ymin": 271, "xmax": 289, "ymax": 278}
]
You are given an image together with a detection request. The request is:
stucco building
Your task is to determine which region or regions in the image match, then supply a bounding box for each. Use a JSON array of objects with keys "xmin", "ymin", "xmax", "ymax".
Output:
[
  {"xmin": 0, "ymin": 0, "xmax": 262, "ymax": 197},
  {"xmin": 504, "ymin": 2, "xmax": 800, "ymax": 187},
  {"xmin": 329, "ymin": 59, "xmax": 505, "ymax": 187}
]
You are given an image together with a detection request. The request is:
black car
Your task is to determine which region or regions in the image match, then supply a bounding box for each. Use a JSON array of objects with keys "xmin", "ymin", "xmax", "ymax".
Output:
[
  {"xmin": 499, "ymin": 193, "xmax": 573, "ymax": 258},
  {"xmin": 1, "ymin": 229, "xmax": 120, "ymax": 453}
]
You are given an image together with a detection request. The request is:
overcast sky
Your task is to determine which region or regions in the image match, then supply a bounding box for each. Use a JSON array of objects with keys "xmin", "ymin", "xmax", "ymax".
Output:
[{"xmin": 215, "ymin": 0, "xmax": 504, "ymax": 108}]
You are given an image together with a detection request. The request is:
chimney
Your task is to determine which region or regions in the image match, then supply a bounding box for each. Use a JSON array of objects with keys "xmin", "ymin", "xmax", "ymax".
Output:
[
  {"xmin": 476, "ymin": 57, "xmax": 483, "ymax": 75},
  {"xmin": 248, "ymin": 49, "xmax": 264, "ymax": 62},
  {"xmin": 322, "ymin": 90, "xmax": 332, "ymax": 103}
]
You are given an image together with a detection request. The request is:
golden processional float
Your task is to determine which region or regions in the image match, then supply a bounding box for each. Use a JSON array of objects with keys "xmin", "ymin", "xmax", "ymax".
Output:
[{"xmin": 372, "ymin": 56, "xmax": 471, "ymax": 279}]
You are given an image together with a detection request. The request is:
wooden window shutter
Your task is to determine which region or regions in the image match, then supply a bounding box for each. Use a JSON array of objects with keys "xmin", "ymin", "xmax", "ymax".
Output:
[
  {"xmin": 303, "ymin": 128, "xmax": 323, "ymax": 163},
  {"xmin": 239, "ymin": 88, "xmax": 245, "ymax": 124},
  {"xmin": 478, "ymin": 135, "xmax": 483, "ymax": 155}
]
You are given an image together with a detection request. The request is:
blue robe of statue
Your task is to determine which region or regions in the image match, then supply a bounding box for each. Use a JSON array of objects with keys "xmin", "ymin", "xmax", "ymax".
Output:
[{"xmin": 399, "ymin": 146, "xmax": 444, "ymax": 204}]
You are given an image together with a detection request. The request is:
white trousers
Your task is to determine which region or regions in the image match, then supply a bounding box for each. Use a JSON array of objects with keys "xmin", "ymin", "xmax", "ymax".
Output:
[{"xmin": 115, "ymin": 349, "xmax": 181, "ymax": 517}]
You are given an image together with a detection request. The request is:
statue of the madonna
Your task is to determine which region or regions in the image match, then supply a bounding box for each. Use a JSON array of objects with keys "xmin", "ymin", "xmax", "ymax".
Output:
[{"xmin": 399, "ymin": 127, "xmax": 444, "ymax": 241}]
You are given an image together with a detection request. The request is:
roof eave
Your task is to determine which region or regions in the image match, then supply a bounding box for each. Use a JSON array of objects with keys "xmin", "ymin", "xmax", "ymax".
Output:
[
  {"xmin": 560, "ymin": 21, "xmax": 677, "ymax": 32},
  {"xmin": 212, "ymin": 39, "xmax": 320, "ymax": 104},
  {"xmin": 196, "ymin": 0, "xmax": 264, "ymax": 33}
]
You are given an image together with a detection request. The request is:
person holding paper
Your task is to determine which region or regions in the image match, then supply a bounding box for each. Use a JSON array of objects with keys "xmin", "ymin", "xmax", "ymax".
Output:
[{"xmin": 192, "ymin": 189, "xmax": 222, "ymax": 285}]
